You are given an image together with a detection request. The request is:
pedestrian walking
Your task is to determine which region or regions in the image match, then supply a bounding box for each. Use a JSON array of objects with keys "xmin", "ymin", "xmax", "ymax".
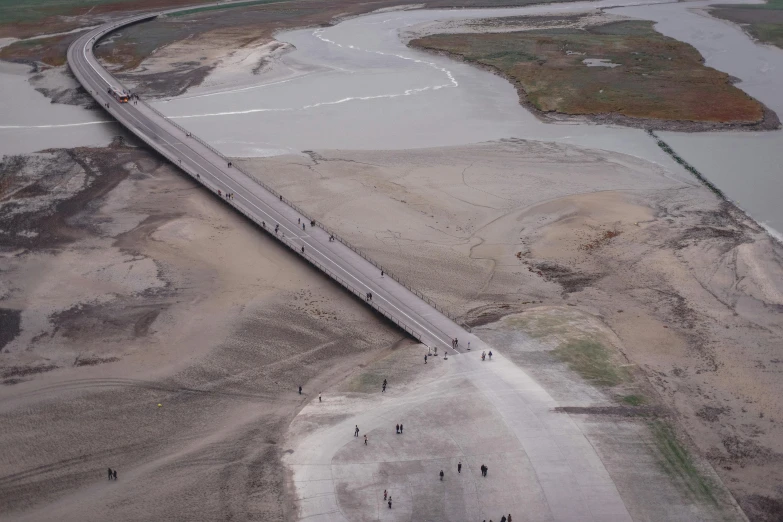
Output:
[
  {"xmin": 383, "ymin": 379, "xmax": 387, "ymax": 386},
  {"xmin": 298, "ymin": 218, "xmax": 301, "ymax": 224},
  {"xmin": 113, "ymin": 469, "xmax": 117, "ymax": 480},
  {"xmin": 319, "ymin": 393, "xmax": 322, "ymax": 402},
  {"xmin": 301, "ymin": 246, "xmax": 305, "ymax": 253},
  {"xmin": 381, "ymin": 270, "xmax": 384, "ymax": 277},
  {"xmin": 439, "ymin": 470, "xmax": 444, "ymax": 481},
  {"xmin": 302, "ymin": 223, "xmax": 305, "ymax": 231},
  {"xmin": 400, "ymin": 423, "xmax": 403, "ymax": 433},
  {"xmin": 484, "ymin": 464, "xmax": 488, "ymax": 477},
  {"xmin": 508, "ymin": 514, "xmax": 512, "ymax": 522},
  {"xmin": 364, "ymin": 435, "xmax": 368, "ymax": 445},
  {"xmin": 424, "ymin": 354, "xmax": 428, "ymax": 364},
  {"xmin": 501, "ymin": 516, "xmax": 506, "ymax": 522},
  {"xmin": 384, "ymin": 490, "xmax": 387, "ymax": 500},
  {"xmin": 298, "ymin": 386, "xmax": 302, "ymax": 394},
  {"xmin": 382, "ymin": 383, "xmax": 386, "ymax": 392},
  {"xmin": 355, "ymin": 425, "xmax": 359, "ymax": 437},
  {"xmin": 108, "ymin": 468, "xmax": 113, "ymax": 480},
  {"xmin": 396, "ymin": 424, "xmax": 400, "ymax": 434},
  {"xmin": 388, "ymin": 498, "xmax": 392, "ymax": 509},
  {"xmin": 488, "ymin": 350, "xmax": 493, "ymax": 360},
  {"xmin": 458, "ymin": 461, "xmax": 462, "ymax": 473},
  {"xmin": 468, "ymin": 341, "xmax": 471, "ymax": 351}
]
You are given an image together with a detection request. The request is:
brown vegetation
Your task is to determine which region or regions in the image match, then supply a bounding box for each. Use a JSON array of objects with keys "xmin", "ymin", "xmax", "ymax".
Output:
[{"xmin": 411, "ymin": 20, "xmax": 773, "ymax": 129}]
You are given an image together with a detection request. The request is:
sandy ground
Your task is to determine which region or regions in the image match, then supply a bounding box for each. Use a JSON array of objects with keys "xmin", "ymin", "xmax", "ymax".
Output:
[
  {"xmin": 238, "ymin": 140, "xmax": 783, "ymax": 520},
  {"xmin": 0, "ymin": 142, "xmax": 405, "ymax": 520}
]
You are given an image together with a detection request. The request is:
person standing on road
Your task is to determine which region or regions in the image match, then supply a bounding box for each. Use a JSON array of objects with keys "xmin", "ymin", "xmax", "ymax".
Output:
[
  {"xmin": 458, "ymin": 461, "xmax": 462, "ymax": 474},
  {"xmin": 439, "ymin": 470, "xmax": 444, "ymax": 481}
]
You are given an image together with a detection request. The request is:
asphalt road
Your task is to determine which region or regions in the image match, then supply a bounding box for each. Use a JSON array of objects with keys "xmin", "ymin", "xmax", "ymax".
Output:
[{"xmin": 66, "ymin": 10, "xmax": 473, "ymax": 355}]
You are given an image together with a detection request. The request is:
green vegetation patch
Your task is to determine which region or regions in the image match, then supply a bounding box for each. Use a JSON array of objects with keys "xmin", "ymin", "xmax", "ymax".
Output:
[
  {"xmin": 649, "ymin": 420, "xmax": 719, "ymax": 505},
  {"xmin": 411, "ymin": 20, "xmax": 765, "ymax": 124},
  {"xmin": 621, "ymin": 394, "xmax": 646, "ymax": 406},
  {"xmin": 553, "ymin": 338, "xmax": 629, "ymax": 387}
]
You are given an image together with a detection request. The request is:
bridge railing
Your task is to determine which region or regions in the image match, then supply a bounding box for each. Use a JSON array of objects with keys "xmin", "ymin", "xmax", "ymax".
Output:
[{"xmin": 140, "ymin": 100, "xmax": 470, "ymax": 332}]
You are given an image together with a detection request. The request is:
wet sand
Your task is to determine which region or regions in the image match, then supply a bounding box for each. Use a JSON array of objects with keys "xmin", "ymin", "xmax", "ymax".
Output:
[{"xmin": 239, "ymin": 140, "xmax": 783, "ymax": 520}]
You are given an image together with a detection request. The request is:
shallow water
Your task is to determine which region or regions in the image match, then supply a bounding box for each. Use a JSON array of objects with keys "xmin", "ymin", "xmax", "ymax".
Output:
[
  {"xmin": 611, "ymin": 1, "xmax": 783, "ymax": 236},
  {"xmin": 0, "ymin": 62, "xmax": 117, "ymax": 157},
  {"xmin": 156, "ymin": 0, "xmax": 782, "ymax": 233}
]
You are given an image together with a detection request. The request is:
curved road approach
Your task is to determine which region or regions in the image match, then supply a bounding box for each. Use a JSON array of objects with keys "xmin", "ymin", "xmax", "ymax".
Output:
[
  {"xmin": 67, "ymin": 9, "xmax": 470, "ymax": 355},
  {"xmin": 68, "ymin": 10, "xmax": 636, "ymax": 522}
]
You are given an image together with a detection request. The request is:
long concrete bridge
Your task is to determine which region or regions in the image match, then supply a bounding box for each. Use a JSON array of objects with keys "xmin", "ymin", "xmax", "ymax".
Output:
[
  {"xmin": 64, "ymin": 8, "xmax": 653, "ymax": 522},
  {"xmin": 67, "ymin": 8, "xmax": 472, "ymax": 355}
]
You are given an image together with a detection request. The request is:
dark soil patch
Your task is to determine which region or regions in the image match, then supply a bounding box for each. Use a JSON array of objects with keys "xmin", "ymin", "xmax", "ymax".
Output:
[
  {"xmin": 696, "ymin": 405, "xmax": 730, "ymax": 423},
  {"xmin": 0, "ymin": 308, "xmax": 22, "ymax": 351},
  {"xmin": 529, "ymin": 261, "xmax": 599, "ymax": 293},
  {"xmin": 0, "ymin": 143, "xmax": 153, "ymax": 250},
  {"xmin": 738, "ymin": 494, "xmax": 783, "ymax": 522},
  {"xmin": 74, "ymin": 356, "xmax": 121, "ymax": 366},
  {"xmin": 1, "ymin": 364, "xmax": 59, "ymax": 379}
]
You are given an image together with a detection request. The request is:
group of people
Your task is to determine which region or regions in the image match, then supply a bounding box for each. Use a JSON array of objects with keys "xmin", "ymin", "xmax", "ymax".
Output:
[
  {"xmin": 395, "ymin": 423, "xmax": 404, "ymax": 434},
  {"xmin": 107, "ymin": 468, "xmax": 118, "ymax": 481},
  {"xmin": 481, "ymin": 350, "xmax": 493, "ymax": 361},
  {"xmin": 484, "ymin": 516, "xmax": 512, "ymax": 522},
  {"xmin": 384, "ymin": 490, "xmax": 392, "ymax": 509},
  {"xmin": 452, "ymin": 338, "xmax": 460, "ymax": 349}
]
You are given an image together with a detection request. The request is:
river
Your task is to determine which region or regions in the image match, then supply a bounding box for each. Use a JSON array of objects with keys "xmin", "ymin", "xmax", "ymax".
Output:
[{"xmin": 0, "ymin": 0, "xmax": 780, "ymax": 235}]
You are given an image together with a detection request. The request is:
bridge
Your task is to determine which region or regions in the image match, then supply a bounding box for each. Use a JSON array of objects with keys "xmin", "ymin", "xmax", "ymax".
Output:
[{"xmin": 66, "ymin": 7, "xmax": 473, "ymax": 355}]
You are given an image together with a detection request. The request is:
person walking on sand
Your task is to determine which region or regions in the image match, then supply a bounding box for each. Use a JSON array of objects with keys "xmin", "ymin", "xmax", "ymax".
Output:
[
  {"xmin": 458, "ymin": 461, "xmax": 462, "ymax": 474},
  {"xmin": 355, "ymin": 425, "xmax": 359, "ymax": 437},
  {"xmin": 439, "ymin": 470, "xmax": 444, "ymax": 481}
]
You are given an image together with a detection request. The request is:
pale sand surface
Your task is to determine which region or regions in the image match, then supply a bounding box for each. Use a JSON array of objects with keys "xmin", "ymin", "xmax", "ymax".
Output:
[
  {"xmin": 239, "ymin": 140, "xmax": 783, "ymax": 519},
  {"xmin": 2, "ymin": 138, "xmax": 781, "ymax": 520},
  {"xmin": 0, "ymin": 144, "xmax": 405, "ymax": 520}
]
